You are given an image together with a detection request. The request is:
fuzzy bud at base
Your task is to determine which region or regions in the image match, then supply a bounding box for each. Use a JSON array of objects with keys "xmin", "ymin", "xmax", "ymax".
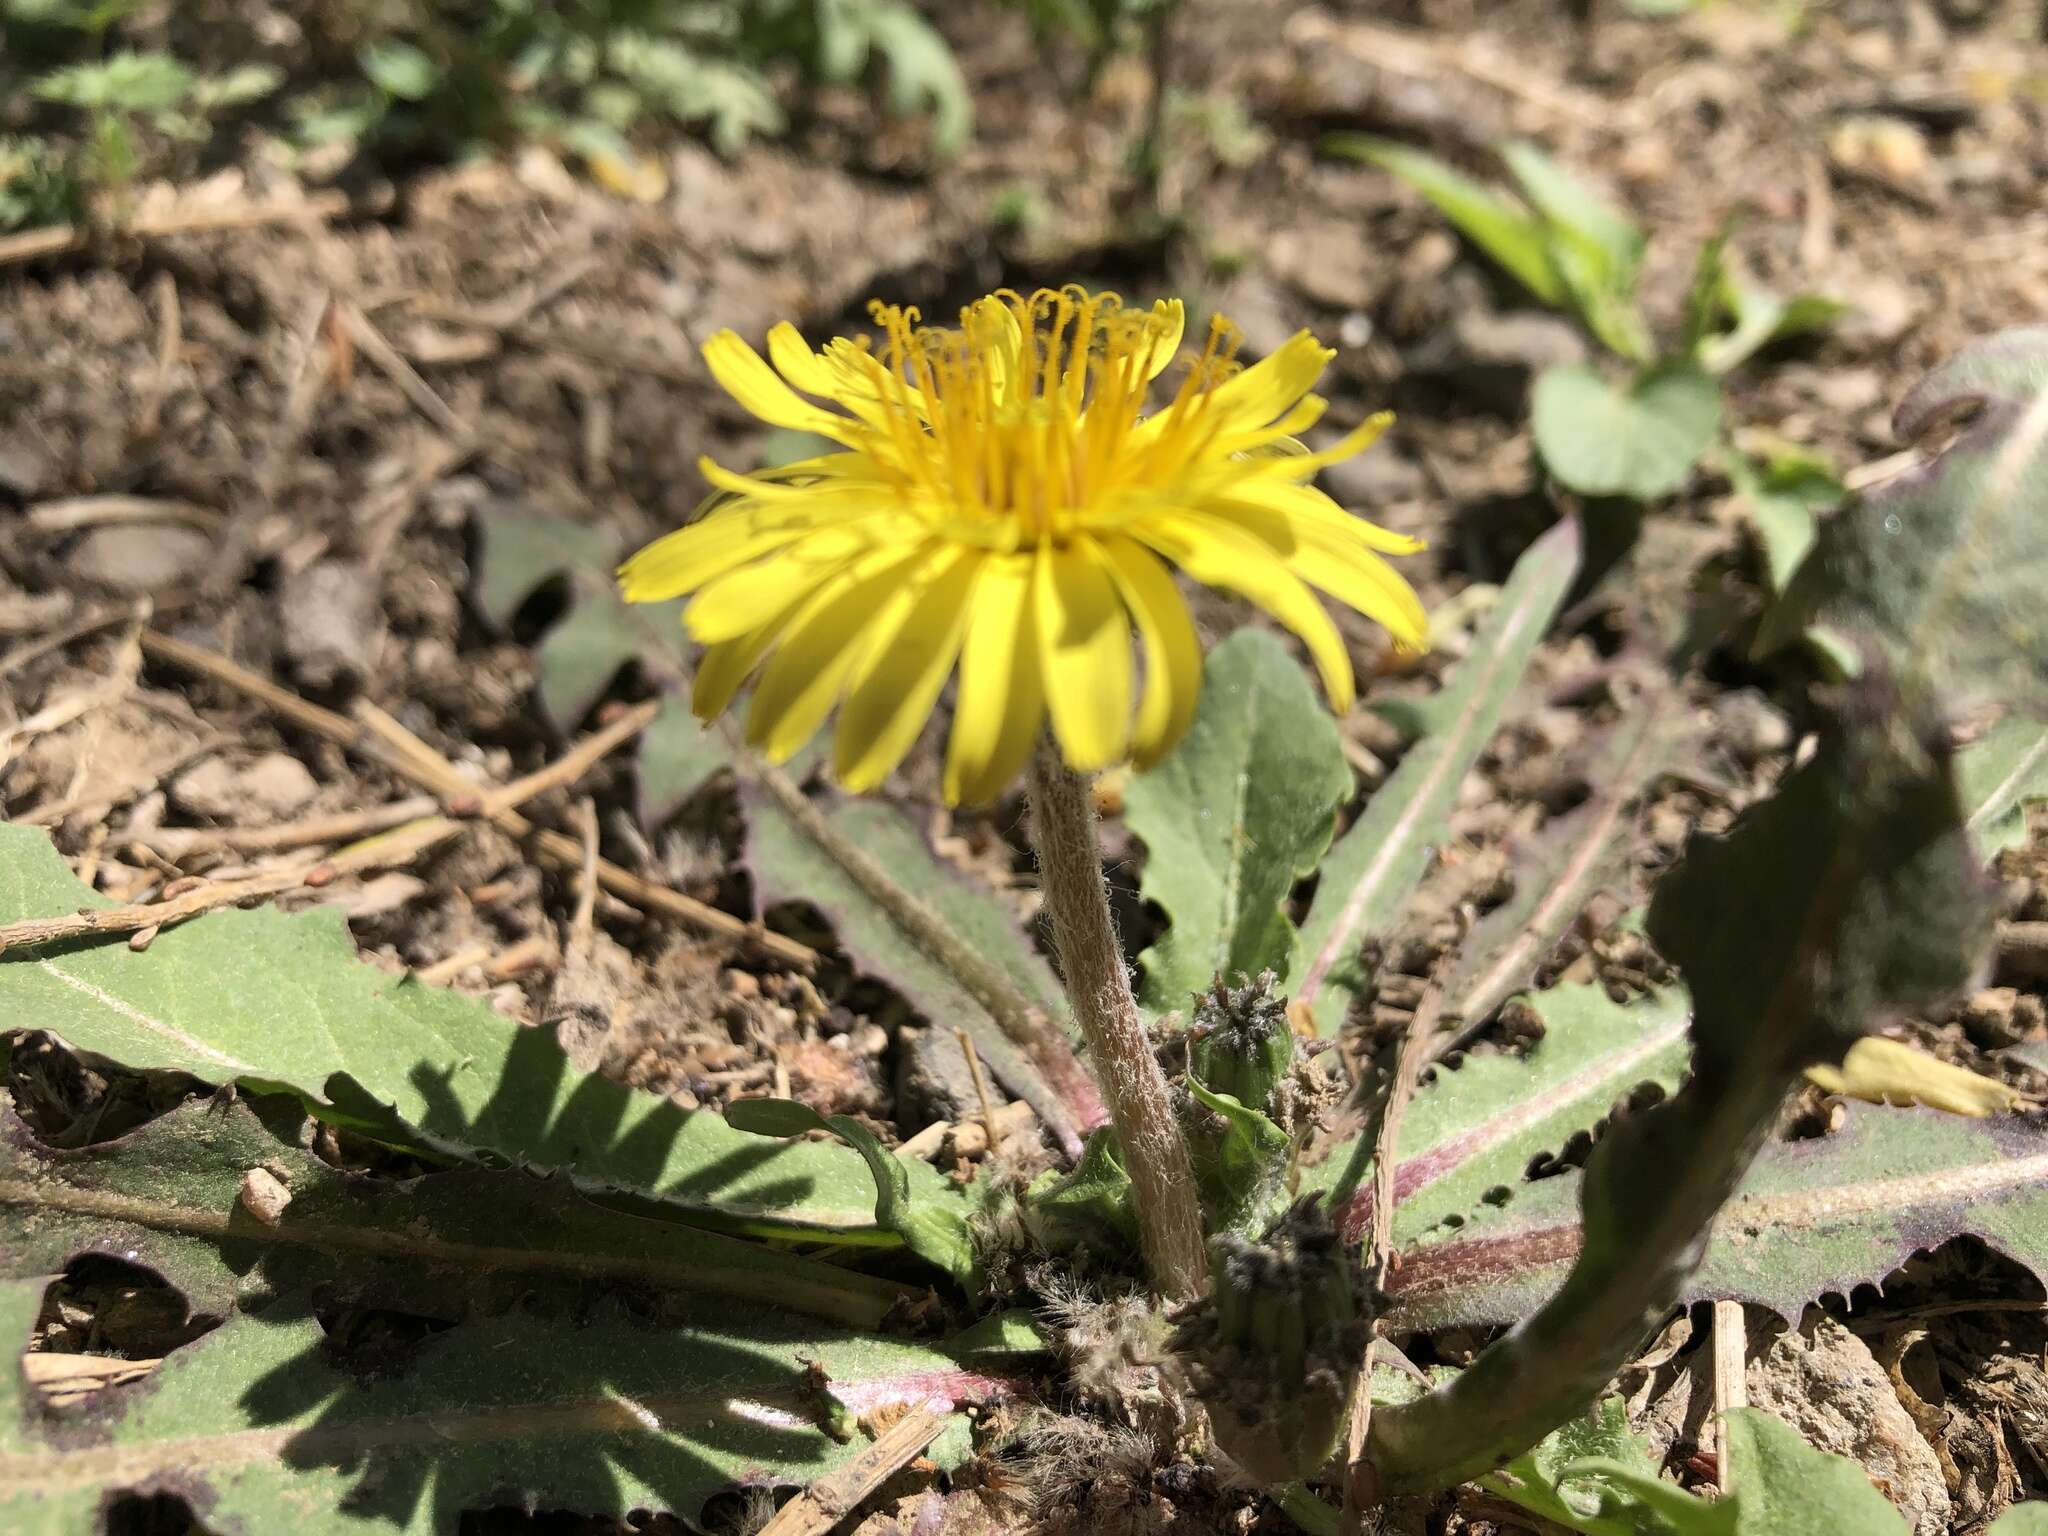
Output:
[
  {"xmin": 1174, "ymin": 1197, "xmax": 1370, "ymax": 1485},
  {"xmin": 1186, "ymin": 971, "xmax": 1296, "ymax": 1111}
]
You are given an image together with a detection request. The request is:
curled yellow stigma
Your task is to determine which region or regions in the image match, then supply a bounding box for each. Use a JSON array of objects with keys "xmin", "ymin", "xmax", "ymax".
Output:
[{"xmin": 621, "ymin": 285, "xmax": 1429, "ymax": 806}]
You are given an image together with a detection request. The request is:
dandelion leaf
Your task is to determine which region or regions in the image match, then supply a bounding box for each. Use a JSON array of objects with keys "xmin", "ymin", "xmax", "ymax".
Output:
[
  {"xmin": 0, "ymin": 825, "xmax": 960, "ymax": 1241},
  {"xmin": 472, "ymin": 504, "xmax": 691, "ymax": 733},
  {"xmin": 1126, "ymin": 628, "xmax": 1350, "ymax": 1013},
  {"xmin": 0, "ymin": 1279, "xmax": 1003, "ymax": 1536},
  {"xmin": 1759, "ymin": 326, "xmax": 2048, "ymax": 713},
  {"xmin": 1481, "ymin": 1400, "xmax": 1985, "ymax": 1536},
  {"xmin": 1295, "ymin": 515, "xmax": 1582, "ymax": 1034},
  {"xmin": 1383, "ymin": 1105, "xmax": 2048, "ymax": 1331},
  {"xmin": 739, "ymin": 789, "xmax": 1096, "ymax": 1155},
  {"xmin": 1532, "ymin": 361, "xmax": 1721, "ymax": 501},
  {"xmin": 1306, "ymin": 983, "xmax": 1692, "ymax": 1247}
]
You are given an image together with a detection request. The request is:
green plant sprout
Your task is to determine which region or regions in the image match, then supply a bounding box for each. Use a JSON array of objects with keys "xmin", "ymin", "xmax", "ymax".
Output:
[
  {"xmin": 1329, "ymin": 134, "xmax": 1848, "ymax": 509},
  {"xmin": 1, "ymin": 0, "xmax": 974, "ymax": 232},
  {"xmin": 7, "ymin": 49, "xmax": 280, "ymax": 221}
]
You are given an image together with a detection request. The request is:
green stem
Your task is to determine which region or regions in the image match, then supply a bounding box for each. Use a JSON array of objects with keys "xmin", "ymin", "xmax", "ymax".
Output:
[
  {"xmin": 1269, "ymin": 1481, "xmax": 1340, "ymax": 1535},
  {"xmin": 1359, "ymin": 1051, "xmax": 1792, "ymax": 1494}
]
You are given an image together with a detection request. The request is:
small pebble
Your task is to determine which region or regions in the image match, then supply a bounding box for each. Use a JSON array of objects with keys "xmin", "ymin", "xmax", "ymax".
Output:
[
  {"xmin": 239, "ymin": 1167, "xmax": 291, "ymax": 1225},
  {"xmin": 66, "ymin": 525, "xmax": 212, "ymax": 593}
]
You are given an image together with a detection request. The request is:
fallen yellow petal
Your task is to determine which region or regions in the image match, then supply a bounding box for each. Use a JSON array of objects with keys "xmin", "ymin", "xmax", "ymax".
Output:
[
  {"xmin": 1806, "ymin": 1036, "xmax": 2019, "ymax": 1117},
  {"xmin": 584, "ymin": 148, "xmax": 667, "ymax": 203}
]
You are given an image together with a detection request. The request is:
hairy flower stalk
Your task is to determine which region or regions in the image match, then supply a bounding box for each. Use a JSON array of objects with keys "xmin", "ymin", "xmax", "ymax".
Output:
[
  {"xmin": 621, "ymin": 286, "xmax": 1427, "ymax": 1297},
  {"xmin": 1029, "ymin": 738, "xmax": 1208, "ymax": 1298}
]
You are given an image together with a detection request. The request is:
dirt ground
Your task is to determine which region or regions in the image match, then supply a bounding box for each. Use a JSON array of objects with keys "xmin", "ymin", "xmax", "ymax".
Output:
[{"xmin": 4, "ymin": 1, "xmax": 2047, "ymax": 1532}]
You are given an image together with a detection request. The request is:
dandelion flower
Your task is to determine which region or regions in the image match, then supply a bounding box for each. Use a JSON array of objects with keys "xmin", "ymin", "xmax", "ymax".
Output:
[{"xmin": 621, "ymin": 285, "xmax": 1427, "ymax": 805}]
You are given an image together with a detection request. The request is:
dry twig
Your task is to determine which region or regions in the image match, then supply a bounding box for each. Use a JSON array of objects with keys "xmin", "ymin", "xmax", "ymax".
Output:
[
  {"xmin": 953, "ymin": 1025, "xmax": 1000, "ymax": 1154},
  {"xmin": 757, "ymin": 1409, "xmax": 947, "ymax": 1536},
  {"xmin": 137, "ymin": 271, "xmax": 182, "ymax": 437},
  {"xmin": 132, "ymin": 797, "xmax": 443, "ymax": 860},
  {"xmin": 24, "ymin": 495, "xmax": 221, "ymax": 536},
  {"xmin": 0, "ymin": 604, "xmax": 138, "ymax": 681},
  {"xmin": 134, "ymin": 634, "xmax": 816, "ymax": 963},
  {"xmin": 1709, "ymin": 1299, "xmax": 1748, "ymax": 1489},
  {"xmin": 1342, "ymin": 978, "xmax": 1449, "ymax": 1533},
  {"xmin": 409, "ymin": 252, "xmax": 602, "ymax": 336},
  {"xmin": 334, "ymin": 302, "xmax": 470, "ymax": 441},
  {"xmin": 351, "ymin": 700, "xmax": 816, "ymax": 967},
  {"xmin": 0, "ymin": 705, "xmax": 653, "ymax": 955},
  {"xmin": 0, "ymin": 188, "xmax": 356, "ymax": 268}
]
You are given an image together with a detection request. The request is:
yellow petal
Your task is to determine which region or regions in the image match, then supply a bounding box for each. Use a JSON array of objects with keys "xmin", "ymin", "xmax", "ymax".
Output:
[
  {"xmin": 691, "ymin": 543, "xmax": 867, "ymax": 720},
  {"xmin": 744, "ymin": 547, "xmax": 925, "ymax": 761},
  {"xmin": 1221, "ymin": 477, "xmax": 1427, "ymax": 556},
  {"xmin": 1143, "ymin": 299, "xmax": 1186, "ymax": 382},
  {"xmin": 585, "ymin": 148, "xmax": 666, "ymax": 202},
  {"xmin": 1260, "ymin": 409, "xmax": 1394, "ymax": 474},
  {"xmin": 750, "ymin": 450, "xmax": 884, "ymax": 486},
  {"xmin": 1036, "ymin": 537, "xmax": 1134, "ymax": 772},
  {"xmin": 701, "ymin": 330, "xmax": 858, "ymax": 443},
  {"xmin": 945, "ymin": 556, "xmax": 1044, "ymax": 805},
  {"xmin": 619, "ymin": 513, "xmax": 816, "ymax": 603},
  {"xmin": 1207, "ymin": 394, "xmax": 1330, "ymax": 457},
  {"xmin": 765, "ymin": 322, "xmax": 839, "ymax": 398},
  {"xmin": 684, "ymin": 522, "xmax": 890, "ymax": 643},
  {"xmin": 1288, "ymin": 532, "xmax": 1430, "ymax": 655},
  {"xmin": 1099, "ymin": 535, "xmax": 1201, "ymax": 769},
  {"xmin": 694, "ymin": 625, "xmax": 782, "ymax": 719},
  {"xmin": 696, "ymin": 456, "xmax": 854, "ymax": 502},
  {"xmin": 1206, "ymin": 332, "xmax": 1335, "ymax": 427},
  {"xmin": 1806, "ymin": 1037, "xmax": 2019, "ymax": 1117},
  {"xmin": 835, "ymin": 549, "xmax": 983, "ymax": 791},
  {"xmin": 820, "ymin": 339, "xmax": 924, "ymax": 424},
  {"xmin": 1137, "ymin": 511, "xmax": 1355, "ymax": 713}
]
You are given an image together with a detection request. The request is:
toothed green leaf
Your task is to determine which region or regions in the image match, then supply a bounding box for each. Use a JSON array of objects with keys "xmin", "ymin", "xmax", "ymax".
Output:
[
  {"xmin": 0, "ymin": 826, "xmax": 953, "ymax": 1241},
  {"xmin": 1307, "ymin": 983, "xmax": 1691, "ymax": 1248},
  {"xmin": 1383, "ymin": 1105, "xmax": 2048, "ymax": 1332},
  {"xmin": 0, "ymin": 1094, "xmax": 906, "ymax": 1331},
  {"xmin": 0, "ymin": 1276, "xmax": 1006, "ymax": 1535}
]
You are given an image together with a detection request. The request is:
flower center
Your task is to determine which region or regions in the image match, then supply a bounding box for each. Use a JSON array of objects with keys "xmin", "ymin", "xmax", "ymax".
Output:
[{"xmin": 861, "ymin": 286, "xmax": 1241, "ymax": 547}]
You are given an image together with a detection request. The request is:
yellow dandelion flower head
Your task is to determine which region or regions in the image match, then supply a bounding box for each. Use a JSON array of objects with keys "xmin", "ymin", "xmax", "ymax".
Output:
[{"xmin": 620, "ymin": 285, "xmax": 1428, "ymax": 805}]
